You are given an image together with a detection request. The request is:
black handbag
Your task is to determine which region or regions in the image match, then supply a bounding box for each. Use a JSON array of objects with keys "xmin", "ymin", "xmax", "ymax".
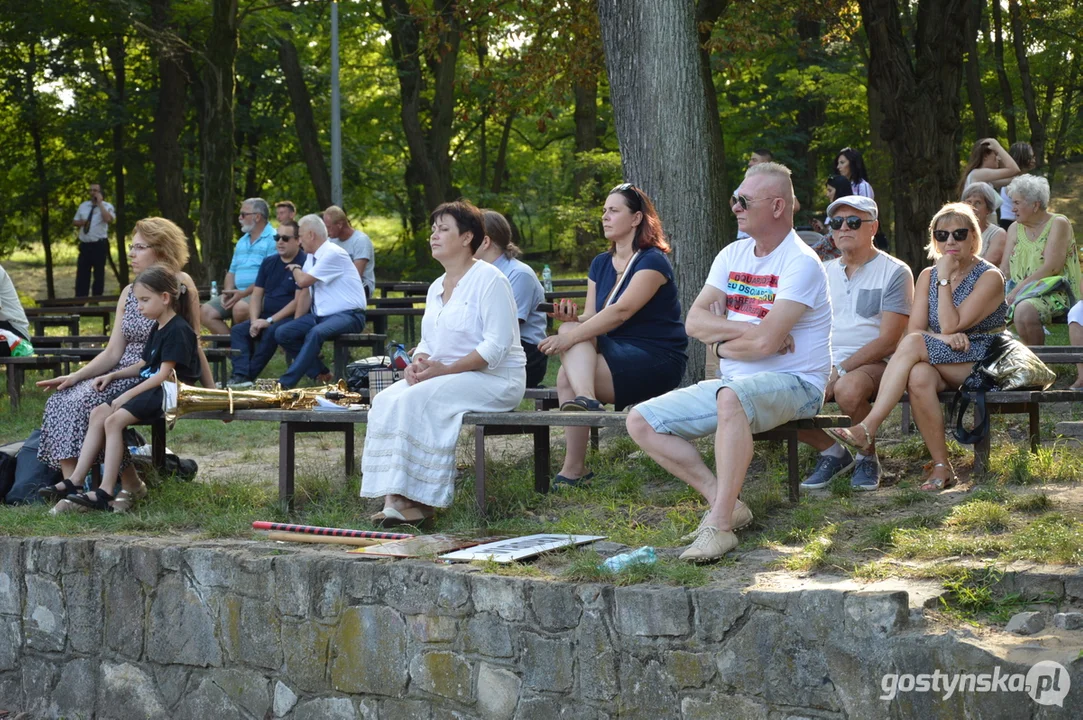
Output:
[
  {"xmin": 950, "ymin": 334, "xmax": 1055, "ymax": 445},
  {"xmin": 345, "ymin": 356, "xmax": 392, "ymax": 392}
]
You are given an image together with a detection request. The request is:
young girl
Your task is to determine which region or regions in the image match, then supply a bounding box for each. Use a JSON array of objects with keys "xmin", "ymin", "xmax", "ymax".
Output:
[{"xmin": 65, "ymin": 265, "xmax": 201, "ymax": 511}]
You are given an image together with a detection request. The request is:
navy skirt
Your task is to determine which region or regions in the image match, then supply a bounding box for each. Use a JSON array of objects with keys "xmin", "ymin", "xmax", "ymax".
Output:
[
  {"xmin": 597, "ymin": 335, "xmax": 686, "ymax": 410},
  {"xmin": 120, "ymin": 386, "xmax": 165, "ymax": 422}
]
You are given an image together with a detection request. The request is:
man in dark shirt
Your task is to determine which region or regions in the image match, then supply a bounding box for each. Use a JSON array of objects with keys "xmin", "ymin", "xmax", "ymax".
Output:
[{"xmin": 227, "ymin": 221, "xmax": 307, "ymax": 387}]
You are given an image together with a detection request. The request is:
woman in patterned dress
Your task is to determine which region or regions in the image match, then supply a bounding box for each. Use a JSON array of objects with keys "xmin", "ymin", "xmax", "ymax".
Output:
[
  {"xmin": 828, "ymin": 203, "xmax": 1007, "ymax": 490},
  {"xmin": 36, "ymin": 218, "xmax": 213, "ymax": 502}
]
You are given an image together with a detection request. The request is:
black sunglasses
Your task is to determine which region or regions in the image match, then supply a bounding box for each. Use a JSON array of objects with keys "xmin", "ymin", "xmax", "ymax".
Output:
[
  {"xmin": 275, "ymin": 234, "xmax": 295, "ymax": 242},
  {"xmin": 933, "ymin": 228, "xmax": 970, "ymax": 243},
  {"xmin": 730, "ymin": 193, "xmax": 780, "ymax": 211},
  {"xmin": 828, "ymin": 215, "xmax": 869, "ymax": 230}
]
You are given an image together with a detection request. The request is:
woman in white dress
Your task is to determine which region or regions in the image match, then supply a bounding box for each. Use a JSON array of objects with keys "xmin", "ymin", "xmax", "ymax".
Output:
[{"xmin": 360, "ymin": 200, "xmax": 527, "ymax": 526}]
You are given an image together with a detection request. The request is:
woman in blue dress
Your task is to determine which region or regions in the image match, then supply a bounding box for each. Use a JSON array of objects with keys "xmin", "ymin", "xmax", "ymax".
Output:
[{"xmin": 539, "ymin": 183, "xmax": 687, "ymax": 487}]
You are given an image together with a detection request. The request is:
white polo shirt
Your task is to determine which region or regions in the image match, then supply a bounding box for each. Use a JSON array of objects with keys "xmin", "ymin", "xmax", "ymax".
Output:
[
  {"xmin": 73, "ymin": 200, "xmax": 115, "ymax": 242},
  {"xmin": 302, "ymin": 241, "xmax": 367, "ymax": 317},
  {"xmin": 825, "ymin": 250, "xmax": 913, "ymax": 365}
]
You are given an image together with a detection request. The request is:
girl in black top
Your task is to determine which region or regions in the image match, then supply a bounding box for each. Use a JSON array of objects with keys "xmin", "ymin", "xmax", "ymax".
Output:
[{"xmin": 65, "ymin": 265, "xmax": 200, "ymax": 511}]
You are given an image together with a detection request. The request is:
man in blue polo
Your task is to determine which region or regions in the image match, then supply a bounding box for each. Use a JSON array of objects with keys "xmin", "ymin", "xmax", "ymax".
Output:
[
  {"xmin": 201, "ymin": 197, "xmax": 278, "ymax": 334},
  {"xmin": 226, "ymin": 220, "xmax": 307, "ymax": 388}
]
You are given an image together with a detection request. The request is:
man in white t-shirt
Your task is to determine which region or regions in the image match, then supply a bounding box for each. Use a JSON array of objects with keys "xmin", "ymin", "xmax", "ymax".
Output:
[
  {"xmin": 274, "ymin": 214, "xmax": 368, "ymax": 389},
  {"xmin": 798, "ymin": 196, "xmax": 913, "ymax": 493},
  {"xmin": 323, "ymin": 205, "xmax": 376, "ymax": 300},
  {"xmin": 72, "ymin": 182, "xmax": 115, "ymax": 297},
  {"xmin": 628, "ymin": 162, "xmax": 832, "ymax": 562}
]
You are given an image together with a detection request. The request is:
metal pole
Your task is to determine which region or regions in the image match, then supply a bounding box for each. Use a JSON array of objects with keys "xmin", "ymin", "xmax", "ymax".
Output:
[{"xmin": 330, "ymin": 0, "xmax": 343, "ymax": 207}]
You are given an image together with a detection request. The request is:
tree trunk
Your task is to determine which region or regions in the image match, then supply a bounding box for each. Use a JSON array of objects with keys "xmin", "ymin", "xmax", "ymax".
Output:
[
  {"xmin": 964, "ymin": 0, "xmax": 990, "ymax": 139},
  {"xmin": 236, "ymin": 80, "xmax": 261, "ymax": 199},
  {"xmin": 27, "ymin": 45, "xmax": 54, "ymax": 299},
  {"xmin": 1008, "ymin": 0, "xmax": 1045, "ymax": 165},
  {"xmin": 572, "ymin": 73, "xmax": 598, "ymax": 251},
  {"xmin": 197, "ymin": 0, "xmax": 239, "ymax": 282},
  {"xmin": 858, "ymin": 0, "xmax": 973, "ymax": 273},
  {"xmin": 991, "ymin": 0, "xmax": 1017, "ymax": 144},
  {"xmin": 795, "ymin": 16, "xmax": 826, "ymax": 216},
  {"xmin": 149, "ymin": 0, "xmax": 197, "ymax": 278},
  {"xmin": 598, "ymin": 0, "xmax": 729, "ymax": 384},
  {"xmin": 696, "ymin": 0, "xmax": 730, "ymax": 241},
  {"xmin": 1047, "ymin": 59, "xmax": 1079, "ymax": 188},
  {"xmin": 278, "ymin": 34, "xmax": 333, "ymax": 209},
  {"xmin": 491, "ymin": 113, "xmax": 514, "ymax": 195},
  {"xmin": 107, "ymin": 34, "xmax": 129, "ymax": 287},
  {"xmin": 382, "ymin": 0, "xmax": 460, "ymax": 263}
]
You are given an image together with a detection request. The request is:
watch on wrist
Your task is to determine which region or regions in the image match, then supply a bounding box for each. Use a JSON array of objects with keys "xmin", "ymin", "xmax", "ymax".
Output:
[
  {"xmin": 267, "ymin": 316, "xmax": 275, "ymax": 324},
  {"xmin": 937, "ymin": 277, "xmax": 950, "ymax": 287},
  {"xmin": 713, "ymin": 340, "xmax": 725, "ymax": 358},
  {"xmin": 836, "ymin": 365, "xmax": 847, "ymax": 377}
]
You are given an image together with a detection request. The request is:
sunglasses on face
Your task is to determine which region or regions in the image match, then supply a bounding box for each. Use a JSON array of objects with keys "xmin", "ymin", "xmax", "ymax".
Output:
[
  {"xmin": 828, "ymin": 215, "xmax": 869, "ymax": 231},
  {"xmin": 275, "ymin": 234, "xmax": 295, "ymax": 242},
  {"xmin": 933, "ymin": 228, "xmax": 971, "ymax": 243},
  {"xmin": 730, "ymin": 194, "xmax": 779, "ymax": 210}
]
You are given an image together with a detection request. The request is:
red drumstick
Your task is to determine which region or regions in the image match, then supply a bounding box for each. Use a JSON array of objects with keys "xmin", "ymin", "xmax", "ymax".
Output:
[{"xmin": 252, "ymin": 521, "xmax": 413, "ymax": 540}]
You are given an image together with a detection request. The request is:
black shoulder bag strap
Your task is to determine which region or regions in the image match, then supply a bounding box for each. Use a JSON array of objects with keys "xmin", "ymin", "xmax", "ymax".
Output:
[{"xmin": 950, "ymin": 390, "xmax": 989, "ymax": 445}]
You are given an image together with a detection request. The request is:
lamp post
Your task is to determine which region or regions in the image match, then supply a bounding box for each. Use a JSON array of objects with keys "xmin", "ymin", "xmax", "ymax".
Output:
[{"xmin": 330, "ymin": 0, "xmax": 343, "ymax": 206}]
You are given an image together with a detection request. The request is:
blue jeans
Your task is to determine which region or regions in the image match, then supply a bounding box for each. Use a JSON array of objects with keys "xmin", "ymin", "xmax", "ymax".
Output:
[
  {"xmin": 230, "ymin": 319, "xmax": 282, "ymax": 380},
  {"xmin": 274, "ymin": 309, "xmax": 366, "ymax": 387}
]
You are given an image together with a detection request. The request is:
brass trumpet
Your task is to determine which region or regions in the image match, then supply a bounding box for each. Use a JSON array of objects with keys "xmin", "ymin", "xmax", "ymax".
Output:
[{"xmin": 165, "ymin": 375, "xmax": 364, "ymax": 427}]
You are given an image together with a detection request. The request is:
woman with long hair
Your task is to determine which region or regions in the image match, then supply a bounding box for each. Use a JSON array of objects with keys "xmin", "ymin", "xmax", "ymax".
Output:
[
  {"xmin": 835, "ymin": 147, "xmax": 874, "ymax": 199},
  {"xmin": 957, "ymin": 137, "xmax": 1020, "ymax": 197},
  {"xmin": 539, "ymin": 183, "xmax": 687, "ymax": 488}
]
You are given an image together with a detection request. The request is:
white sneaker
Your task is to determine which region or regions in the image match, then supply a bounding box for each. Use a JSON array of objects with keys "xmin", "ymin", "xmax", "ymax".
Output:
[
  {"xmin": 678, "ymin": 501, "xmax": 753, "ymax": 543},
  {"xmin": 679, "ymin": 525, "xmax": 739, "ymax": 562}
]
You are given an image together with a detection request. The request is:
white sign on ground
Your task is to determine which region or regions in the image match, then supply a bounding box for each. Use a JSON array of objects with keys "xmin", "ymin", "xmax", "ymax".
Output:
[{"xmin": 440, "ymin": 534, "xmax": 605, "ymax": 563}]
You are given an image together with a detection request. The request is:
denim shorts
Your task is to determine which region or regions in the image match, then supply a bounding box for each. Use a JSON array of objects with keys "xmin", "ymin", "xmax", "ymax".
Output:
[{"xmin": 634, "ymin": 372, "xmax": 824, "ymax": 439}]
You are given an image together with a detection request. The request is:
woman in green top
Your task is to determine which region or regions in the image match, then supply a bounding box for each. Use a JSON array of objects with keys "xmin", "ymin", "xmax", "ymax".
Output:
[{"xmin": 1001, "ymin": 174, "xmax": 1081, "ymax": 346}]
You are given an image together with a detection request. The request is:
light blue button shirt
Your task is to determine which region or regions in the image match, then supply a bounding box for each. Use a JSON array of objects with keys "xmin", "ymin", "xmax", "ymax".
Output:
[
  {"xmin": 493, "ymin": 255, "xmax": 547, "ymax": 346},
  {"xmin": 228, "ymin": 224, "xmax": 278, "ymax": 290}
]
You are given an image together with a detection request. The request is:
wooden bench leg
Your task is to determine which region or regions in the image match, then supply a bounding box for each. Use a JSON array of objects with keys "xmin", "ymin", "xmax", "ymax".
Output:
[
  {"xmin": 590, "ymin": 427, "xmax": 599, "ymax": 452},
  {"xmin": 334, "ymin": 342, "xmax": 348, "ymax": 381},
  {"xmin": 152, "ymin": 419, "xmax": 167, "ymax": 467},
  {"xmin": 344, "ymin": 425, "xmax": 355, "ymax": 477},
  {"xmin": 534, "ymin": 427, "xmax": 550, "ymax": 493},
  {"xmin": 7, "ymin": 364, "xmax": 19, "ymax": 410},
  {"xmin": 974, "ymin": 433, "xmax": 990, "ymax": 476},
  {"xmin": 279, "ymin": 423, "xmax": 296, "ymax": 513},
  {"xmin": 787, "ymin": 432, "xmax": 800, "ymax": 503},
  {"xmin": 475, "ymin": 425, "xmax": 487, "ymax": 517},
  {"xmin": 900, "ymin": 401, "xmax": 912, "ymax": 435},
  {"xmin": 1029, "ymin": 404, "xmax": 1040, "ymax": 454}
]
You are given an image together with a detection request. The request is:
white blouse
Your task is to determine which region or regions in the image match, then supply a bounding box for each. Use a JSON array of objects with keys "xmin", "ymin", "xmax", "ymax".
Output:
[{"xmin": 415, "ymin": 260, "xmax": 526, "ymax": 369}]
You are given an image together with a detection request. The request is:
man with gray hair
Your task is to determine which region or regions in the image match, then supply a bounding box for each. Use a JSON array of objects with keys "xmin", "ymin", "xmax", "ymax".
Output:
[
  {"xmin": 202, "ymin": 197, "xmax": 279, "ymax": 334},
  {"xmin": 627, "ymin": 162, "xmax": 832, "ymax": 562},
  {"xmin": 273, "ymin": 214, "xmax": 367, "ymax": 389}
]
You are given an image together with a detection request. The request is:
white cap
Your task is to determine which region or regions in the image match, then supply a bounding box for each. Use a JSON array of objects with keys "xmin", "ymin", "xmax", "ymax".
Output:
[{"xmin": 827, "ymin": 195, "xmax": 878, "ymax": 220}]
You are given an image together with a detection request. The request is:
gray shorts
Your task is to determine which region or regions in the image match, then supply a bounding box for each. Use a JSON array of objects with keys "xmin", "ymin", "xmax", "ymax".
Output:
[
  {"xmin": 634, "ymin": 372, "xmax": 824, "ymax": 439},
  {"xmin": 204, "ymin": 293, "xmax": 227, "ymax": 317}
]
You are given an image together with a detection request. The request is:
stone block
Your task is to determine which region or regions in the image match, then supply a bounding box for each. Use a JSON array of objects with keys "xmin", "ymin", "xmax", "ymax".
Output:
[
  {"xmin": 665, "ymin": 651, "xmax": 715, "ymax": 689},
  {"xmin": 28, "ymin": 538, "xmax": 63, "ymax": 576},
  {"xmin": 514, "ymin": 695, "xmax": 608, "ymax": 720},
  {"xmin": 330, "ymin": 605, "xmax": 408, "ymax": 696},
  {"xmin": 274, "ymin": 555, "xmax": 315, "ymax": 617},
  {"xmin": 521, "ymin": 633, "xmax": 574, "ymax": 692},
  {"xmin": 153, "ymin": 664, "xmax": 191, "ymax": 711},
  {"xmin": 463, "ymin": 612, "xmax": 515, "ymax": 658},
  {"xmin": 98, "ymin": 662, "xmax": 168, "ymax": 720},
  {"xmin": 381, "ymin": 698, "xmax": 433, "ymax": 720},
  {"xmin": 577, "ymin": 612, "xmax": 619, "ymax": 702},
  {"xmin": 384, "ymin": 564, "xmax": 472, "ymax": 617},
  {"xmin": 614, "ymin": 586, "xmax": 691, "ymax": 637},
  {"xmin": 1005, "ymin": 611, "xmax": 1046, "ymax": 635},
  {"xmin": 0, "ymin": 617, "xmax": 20, "ymax": 672},
  {"xmin": 146, "ymin": 574, "xmax": 222, "ymax": 667},
  {"xmin": 158, "ymin": 546, "xmax": 183, "ymax": 571},
  {"xmin": 218, "ymin": 595, "xmax": 282, "ymax": 670},
  {"xmin": 294, "ymin": 697, "xmax": 359, "ymax": 720},
  {"xmin": 0, "ymin": 540, "xmax": 23, "ymax": 615},
  {"xmin": 51, "ymin": 658, "xmax": 98, "ymax": 720},
  {"xmin": 409, "ymin": 613, "xmax": 459, "ymax": 644},
  {"xmin": 680, "ymin": 693, "xmax": 767, "ymax": 720},
  {"xmin": 208, "ymin": 667, "xmax": 271, "ymax": 719},
  {"xmin": 747, "ymin": 589, "xmax": 790, "ymax": 612},
  {"xmin": 345, "ymin": 560, "xmax": 387, "ymax": 603},
  {"xmin": 477, "ymin": 662, "xmax": 521, "ymax": 720},
  {"xmin": 274, "ymin": 680, "xmax": 298, "ymax": 717},
  {"xmin": 619, "ymin": 656, "xmax": 678, "ymax": 719},
  {"xmin": 172, "ymin": 674, "xmax": 242, "ymax": 720},
  {"xmin": 128, "ymin": 544, "xmax": 160, "ymax": 587},
  {"xmin": 692, "ymin": 587, "xmax": 749, "ymax": 642},
  {"xmin": 0, "ymin": 669, "xmax": 23, "ymax": 713},
  {"xmin": 19, "ymin": 655, "xmax": 58, "ymax": 716},
  {"xmin": 281, "ymin": 619, "xmax": 332, "ymax": 692},
  {"xmin": 843, "ymin": 591, "xmax": 909, "ymax": 638},
  {"xmin": 23, "ymin": 574, "xmax": 67, "ymax": 653},
  {"xmin": 315, "ymin": 559, "xmax": 349, "ymax": 619},
  {"xmin": 60, "ymin": 537, "xmax": 95, "ymax": 573},
  {"xmin": 1064, "ymin": 574, "xmax": 1083, "ymax": 601},
  {"xmin": 409, "ymin": 650, "xmax": 474, "ymax": 703},
  {"xmin": 103, "ymin": 563, "xmax": 145, "ymax": 659},
  {"xmin": 63, "ymin": 567, "xmax": 103, "ymax": 654},
  {"xmin": 472, "ymin": 575, "xmax": 527, "ymax": 622},
  {"xmin": 530, "ymin": 582, "xmax": 582, "ymax": 631},
  {"xmin": 1053, "ymin": 612, "xmax": 1083, "ymax": 630}
]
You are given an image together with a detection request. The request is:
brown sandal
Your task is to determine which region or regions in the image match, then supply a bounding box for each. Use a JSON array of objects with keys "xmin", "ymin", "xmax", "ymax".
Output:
[
  {"xmin": 920, "ymin": 462, "xmax": 957, "ymax": 491},
  {"xmin": 826, "ymin": 422, "xmax": 874, "ymax": 454}
]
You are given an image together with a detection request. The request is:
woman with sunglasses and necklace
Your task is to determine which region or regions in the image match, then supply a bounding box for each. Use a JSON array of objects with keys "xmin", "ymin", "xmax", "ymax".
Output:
[
  {"xmin": 539, "ymin": 183, "xmax": 687, "ymax": 488},
  {"xmin": 827, "ymin": 203, "xmax": 1007, "ymax": 491}
]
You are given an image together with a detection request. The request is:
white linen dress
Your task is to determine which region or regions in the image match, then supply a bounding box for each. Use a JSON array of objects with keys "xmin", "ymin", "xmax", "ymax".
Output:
[{"xmin": 360, "ymin": 260, "xmax": 527, "ymax": 507}]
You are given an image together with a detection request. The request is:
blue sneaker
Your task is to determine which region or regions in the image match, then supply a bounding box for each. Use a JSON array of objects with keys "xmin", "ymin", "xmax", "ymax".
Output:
[
  {"xmin": 850, "ymin": 454, "xmax": 882, "ymax": 491},
  {"xmin": 800, "ymin": 450, "xmax": 855, "ymax": 490}
]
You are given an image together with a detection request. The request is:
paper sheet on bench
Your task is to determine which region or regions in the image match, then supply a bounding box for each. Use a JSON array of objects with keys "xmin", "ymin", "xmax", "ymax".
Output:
[{"xmin": 440, "ymin": 534, "xmax": 605, "ymax": 563}]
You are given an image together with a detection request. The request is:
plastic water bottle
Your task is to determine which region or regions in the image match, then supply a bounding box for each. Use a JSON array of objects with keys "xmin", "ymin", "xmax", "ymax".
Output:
[
  {"xmin": 541, "ymin": 265, "xmax": 553, "ymax": 293},
  {"xmin": 0, "ymin": 330, "xmax": 32, "ymax": 357},
  {"xmin": 210, "ymin": 281, "xmax": 218, "ymax": 300},
  {"xmin": 601, "ymin": 546, "xmax": 657, "ymax": 572}
]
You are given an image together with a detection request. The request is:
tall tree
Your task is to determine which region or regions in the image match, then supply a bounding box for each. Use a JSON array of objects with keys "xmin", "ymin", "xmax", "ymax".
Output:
[
  {"xmin": 598, "ymin": 0, "xmax": 729, "ymax": 383},
  {"xmin": 1008, "ymin": 0, "xmax": 1046, "ymax": 164},
  {"xmin": 964, "ymin": 0, "xmax": 990, "ymax": 138},
  {"xmin": 278, "ymin": 32, "xmax": 333, "ymax": 209},
  {"xmin": 106, "ymin": 33, "xmax": 130, "ymax": 286},
  {"xmin": 991, "ymin": 0, "xmax": 1017, "ymax": 144},
  {"xmin": 858, "ymin": 0, "xmax": 973, "ymax": 271}
]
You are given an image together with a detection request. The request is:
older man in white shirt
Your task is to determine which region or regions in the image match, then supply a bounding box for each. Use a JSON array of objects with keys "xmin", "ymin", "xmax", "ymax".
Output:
[{"xmin": 273, "ymin": 214, "xmax": 367, "ymax": 389}]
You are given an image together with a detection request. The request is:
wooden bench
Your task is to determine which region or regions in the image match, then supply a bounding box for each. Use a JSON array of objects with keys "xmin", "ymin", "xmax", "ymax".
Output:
[
  {"xmin": 30, "ymin": 335, "xmax": 110, "ymax": 348},
  {"xmin": 25, "ymin": 306, "xmax": 114, "ymax": 334},
  {"xmin": 170, "ymin": 406, "xmax": 849, "ymax": 514},
  {"xmin": 0, "ymin": 355, "xmax": 78, "ymax": 409},
  {"xmin": 26, "ymin": 314, "xmax": 81, "ymax": 337}
]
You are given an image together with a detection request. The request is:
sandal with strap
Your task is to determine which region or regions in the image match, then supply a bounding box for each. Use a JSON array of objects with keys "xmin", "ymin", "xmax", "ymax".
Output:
[
  {"xmin": 920, "ymin": 462, "xmax": 957, "ymax": 492},
  {"xmin": 826, "ymin": 422, "xmax": 874, "ymax": 454},
  {"xmin": 37, "ymin": 478, "xmax": 81, "ymax": 501},
  {"xmin": 67, "ymin": 487, "xmax": 117, "ymax": 512}
]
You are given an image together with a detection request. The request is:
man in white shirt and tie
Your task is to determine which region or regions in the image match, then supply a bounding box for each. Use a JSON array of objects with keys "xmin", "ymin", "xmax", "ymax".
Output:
[
  {"xmin": 72, "ymin": 182, "xmax": 115, "ymax": 297},
  {"xmin": 274, "ymin": 214, "xmax": 368, "ymax": 389}
]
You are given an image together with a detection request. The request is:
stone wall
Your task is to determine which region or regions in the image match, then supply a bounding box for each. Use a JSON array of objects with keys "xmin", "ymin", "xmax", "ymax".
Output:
[{"xmin": 0, "ymin": 537, "xmax": 1080, "ymax": 719}]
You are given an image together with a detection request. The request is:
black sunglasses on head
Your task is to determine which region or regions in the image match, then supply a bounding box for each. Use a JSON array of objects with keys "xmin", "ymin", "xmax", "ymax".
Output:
[
  {"xmin": 828, "ymin": 215, "xmax": 870, "ymax": 230},
  {"xmin": 933, "ymin": 228, "xmax": 970, "ymax": 243}
]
